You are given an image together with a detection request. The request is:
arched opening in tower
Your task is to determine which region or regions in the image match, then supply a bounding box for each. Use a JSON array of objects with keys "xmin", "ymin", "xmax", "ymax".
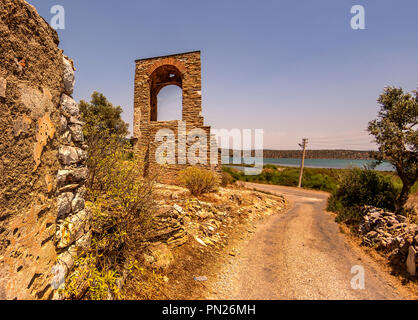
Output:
[{"xmin": 149, "ymin": 65, "xmax": 183, "ymax": 121}]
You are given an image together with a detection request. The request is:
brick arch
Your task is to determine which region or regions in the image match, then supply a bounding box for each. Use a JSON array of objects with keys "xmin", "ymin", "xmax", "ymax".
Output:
[
  {"xmin": 146, "ymin": 57, "xmax": 186, "ymax": 76},
  {"xmin": 149, "ymin": 64, "xmax": 183, "ymax": 121}
]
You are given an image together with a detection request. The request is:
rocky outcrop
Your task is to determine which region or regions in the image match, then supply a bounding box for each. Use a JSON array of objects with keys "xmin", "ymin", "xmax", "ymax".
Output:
[
  {"xmin": 141, "ymin": 184, "xmax": 287, "ymax": 270},
  {"xmin": 359, "ymin": 206, "xmax": 418, "ymax": 276},
  {"xmin": 0, "ymin": 0, "xmax": 89, "ymax": 299}
]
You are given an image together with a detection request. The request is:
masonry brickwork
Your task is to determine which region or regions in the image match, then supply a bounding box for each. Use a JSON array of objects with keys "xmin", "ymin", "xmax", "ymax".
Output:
[
  {"xmin": 0, "ymin": 0, "xmax": 89, "ymax": 300},
  {"xmin": 133, "ymin": 51, "xmax": 221, "ymax": 183}
]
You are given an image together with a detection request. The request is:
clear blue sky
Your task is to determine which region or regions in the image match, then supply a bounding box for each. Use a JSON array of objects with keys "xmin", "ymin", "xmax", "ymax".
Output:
[{"xmin": 28, "ymin": 0, "xmax": 418, "ymax": 150}]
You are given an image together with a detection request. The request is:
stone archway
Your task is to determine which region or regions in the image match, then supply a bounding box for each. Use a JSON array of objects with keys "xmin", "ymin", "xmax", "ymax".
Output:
[{"xmin": 149, "ymin": 64, "xmax": 183, "ymax": 121}]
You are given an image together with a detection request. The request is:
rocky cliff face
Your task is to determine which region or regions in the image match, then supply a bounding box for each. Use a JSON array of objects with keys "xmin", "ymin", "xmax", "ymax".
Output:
[{"xmin": 0, "ymin": 0, "xmax": 89, "ymax": 299}]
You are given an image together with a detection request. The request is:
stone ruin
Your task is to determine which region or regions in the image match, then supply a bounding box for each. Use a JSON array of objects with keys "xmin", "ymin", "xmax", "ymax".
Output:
[
  {"xmin": 359, "ymin": 206, "xmax": 417, "ymax": 276},
  {"xmin": 133, "ymin": 51, "xmax": 221, "ymax": 183},
  {"xmin": 0, "ymin": 0, "xmax": 89, "ymax": 299}
]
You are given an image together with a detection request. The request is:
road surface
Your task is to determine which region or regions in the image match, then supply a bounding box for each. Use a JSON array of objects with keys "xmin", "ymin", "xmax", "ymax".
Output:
[{"xmin": 206, "ymin": 183, "xmax": 406, "ymax": 300}]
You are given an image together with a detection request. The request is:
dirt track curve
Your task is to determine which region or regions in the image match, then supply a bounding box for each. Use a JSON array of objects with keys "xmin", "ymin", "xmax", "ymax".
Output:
[{"xmin": 205, "ymin": 183, "xmax": 408, "ymax": 300}]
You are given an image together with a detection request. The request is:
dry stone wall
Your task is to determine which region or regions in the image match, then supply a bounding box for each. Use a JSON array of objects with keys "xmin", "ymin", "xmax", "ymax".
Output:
[
  {"xmin": 0, "ymin": 0, "xmax": 89, "ymax": 300},
  {"xmin": 359, "ymin": 206, "xmax": 418, "ymax": 275}
]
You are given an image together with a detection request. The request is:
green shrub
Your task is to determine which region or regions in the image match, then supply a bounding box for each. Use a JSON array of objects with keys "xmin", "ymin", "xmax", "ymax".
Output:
[
  {"xmin": 327, "ymin": 168, "xmax": 398, "ymax": 224},
  {"xmin": 222, "ymin": 166, "xmax": 242, "ymax": 181},
  {"xmin": 303, "ymin": 173, "xmax": 338, "ymax": 192},
  {"xmin": 179, "ymin": 167, "xmax": 220, "ymax": 196},
  {"xmin": 221, "ymin": 165, "xmax": 338, "ymax": 192},
  {"xmin": 62, "ymin": 137, "xmax": 157, "ymax": 300},
  {"xmin": 221, "ymin": 171, "xmax": 235, "ymax": 187}
]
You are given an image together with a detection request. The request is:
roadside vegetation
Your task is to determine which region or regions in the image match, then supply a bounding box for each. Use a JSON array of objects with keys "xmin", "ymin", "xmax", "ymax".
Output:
[
  {"xmin": 224, "ymin": 165, "xmax": 417, "ymax": 196},
  {"xmin": 327, "ymin": 168, "xmax": 398, "ymax": 225},
  {"xmin": 223, "ymin": 165, "xmax": 345, "ymax": 193},
  {"xmin": 225, "ymin": 87, "xmax": 417, "ymax": 226},
  {"xmin": 61, "ymin": 92, "xmax": 158, "ymax": 300},
  {"xmin": 367, "ymin": 87, "xmax": 417, "ymax": 213},
  {"xmin": 330, "ymin": 86, "xmax": 417, "ymax": 225},
  {"xmin": 179, "ymin": 167, "xmax": 220, "ymax": 196}
]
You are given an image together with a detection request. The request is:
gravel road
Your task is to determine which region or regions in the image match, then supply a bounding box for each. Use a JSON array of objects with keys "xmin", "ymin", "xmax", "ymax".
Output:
[{"xmin": 206, "ymin": 183, "xmax": 407, "ymax": 300}]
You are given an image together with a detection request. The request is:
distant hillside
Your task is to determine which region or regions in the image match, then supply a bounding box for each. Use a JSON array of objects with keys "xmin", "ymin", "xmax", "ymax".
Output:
[{"xmin": 221, "ymin": 149, "xmax": 375, "ymax": 160}]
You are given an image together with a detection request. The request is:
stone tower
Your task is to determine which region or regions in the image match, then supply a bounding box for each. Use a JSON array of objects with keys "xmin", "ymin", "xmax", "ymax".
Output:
[{"xmin": 133, "ymin": 51, "xmax": 220, "ymax": 183}]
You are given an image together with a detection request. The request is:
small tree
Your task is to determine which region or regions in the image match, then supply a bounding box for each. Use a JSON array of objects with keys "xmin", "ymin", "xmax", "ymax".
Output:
[
  {"xmin": 80, "ymin": 91, "xmax": 129, "ymax": 142},
  {"xmin": 367, "ymin": 87, "xmax": 418, "ymax": 213},
  {"xmin": 80, "ymin": 92, "xmax": 130, "ymax": 189}
]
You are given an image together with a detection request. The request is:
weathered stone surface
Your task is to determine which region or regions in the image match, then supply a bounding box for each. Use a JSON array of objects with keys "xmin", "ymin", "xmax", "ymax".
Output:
[
  {"xmin": 63, "ymin": 57, "xmax": 75, "ymax": 95},
  {"xmin": 56, "ymin": 210, "xmax": 90, "ymax": 249},
  {"xmin": 60, "ymin": 131, "xmax": 72, "ymax": 144},
  {"xmin": 58, "ymin": 146, "xmax": 81, "ymax": 165},
  {"xmin": 54, "ymin": 230, "xmax": 91, "ymax": 285},
  {"xmin": 57, "ymin": 192, "xmax": 74, "ymax": 219},
  {"xmin": 76, "ymin": 148, "xmax": 88, "ymax": 162},
  {"xmin": 59, "ymin": 116, "xmax": 67, "ymax": 133},
  {"xmin": 75, "ymin": 229, "xmax": 92, "ymax": 251},
  {"xmin": 72, "ymin": 192, "xmax": 85, "ymax": 213},
  {"xmin": 68, "ymin": 116, "xmax": 85, "ymax": 125},
  {"xmin": 360, "ymin": 206, "xmax": 418, "ymax": 272},
  {"xmin": 57, "ymin": 168, "xmax": 88, "ymax": 186},
  {"xmin": 33, "ymin": 113, "xmax": 56, "ymax": 171},
  {"xmin": 0, "ymin": 77, "xmax": 6, "ymax": 97},
  {"xmin": 0, "ymin": 0, "xmax": 66, "ymax": 300},
  {"xmin": 13, "ymin": 115, "xmax": 32, "ymax": 137},
  {"xmin": 19, "ymin": 86, "xmax": 54, "ymax": 119},
  {"xmin": 60, "ymin": 94, "xmax": 79, "ymax": 117},
  {"xmin": 69, "ymin": 124, "xmax": 84, "ymax": 142},
  {"xmin": 0, "ymin": 0, "xmax": 90, "ymax": 300},
  {"xmin": 56, "ymin": 245, "xmax": 77, "ymax": 272}
]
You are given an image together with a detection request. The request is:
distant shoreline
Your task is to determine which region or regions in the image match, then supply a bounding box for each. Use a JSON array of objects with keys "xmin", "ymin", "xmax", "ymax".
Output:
[{"xmin": 220, "ymin": 149, "xmax": 375, "ymax": 160}]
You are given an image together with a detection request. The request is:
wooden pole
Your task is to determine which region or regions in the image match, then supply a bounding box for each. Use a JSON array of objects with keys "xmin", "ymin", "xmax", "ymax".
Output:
[{"xmin": 298, "ymin": 138, "xmax": 308, "ymax": 188}]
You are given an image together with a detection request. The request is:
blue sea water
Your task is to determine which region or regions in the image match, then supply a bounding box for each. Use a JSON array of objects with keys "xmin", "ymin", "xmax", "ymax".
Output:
[{"xmin": 223, "ymin": 157, "xmax": 395, "ymax": 171}]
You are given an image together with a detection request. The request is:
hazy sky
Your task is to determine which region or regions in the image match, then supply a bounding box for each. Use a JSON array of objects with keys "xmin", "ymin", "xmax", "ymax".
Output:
[{"xmin": 28, "ymin": 0, "xmax": 418, "ymax": 150}]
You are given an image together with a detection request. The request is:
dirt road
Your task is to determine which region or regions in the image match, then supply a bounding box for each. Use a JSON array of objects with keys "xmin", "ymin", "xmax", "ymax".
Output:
[{"xmin": 205, "ymin": 183, "xmax": 407, "ymax": 300}]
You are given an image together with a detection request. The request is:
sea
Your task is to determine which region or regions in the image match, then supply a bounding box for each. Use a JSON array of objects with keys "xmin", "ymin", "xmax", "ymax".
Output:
[{"xmin": 223, "ymin": 157, "xmax": 395, "ymax": 172}]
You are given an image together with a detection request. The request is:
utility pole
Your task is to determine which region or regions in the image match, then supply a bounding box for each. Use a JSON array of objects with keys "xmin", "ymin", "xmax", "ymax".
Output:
[{"xmin": 298, "ymin": 138, "xmax": 308, "ymax": 188}]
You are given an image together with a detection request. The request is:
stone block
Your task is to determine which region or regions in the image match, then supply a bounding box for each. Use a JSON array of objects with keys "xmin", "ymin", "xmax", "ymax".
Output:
[
  {"xmin": 57, "ymin": 168, "xmax": 88, "ymax": 186},
  {"xmin": 69, "ymin": 124, "xmax": 84, "ymax": 142},
  {"xmin": 58, "ymin": 146, "xmax": 81, "ymax": 165},
  {"xmin": 63, "ymin": 57, "xmax": 75, "ymax": 95},
  {"xmin": 56, "ymin": 209, "xmax": 90, "ymax": 249},
  {"xmin": 60, "ymin": 94, "xmax": 79, "ymax": 117},
  {"xmin": 57, "ymin": 192, "xmax": 74, "ymax": 219},
  {"xmin": 72, "ymin": 191, "xmax": 85, "ymax": 213}
]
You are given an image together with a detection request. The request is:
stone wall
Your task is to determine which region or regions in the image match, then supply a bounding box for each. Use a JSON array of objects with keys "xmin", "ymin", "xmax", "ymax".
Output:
[
  {"xmin": 133, "ymin": 51, "xmax": 221, "ymax": 183},
  {"xmin": 359, "ymin": 206, "xmax": 417, "ymax": 276},
  {"xmin": 0, "ymin": 0, "xmax": 89, "ymax": 299}
]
